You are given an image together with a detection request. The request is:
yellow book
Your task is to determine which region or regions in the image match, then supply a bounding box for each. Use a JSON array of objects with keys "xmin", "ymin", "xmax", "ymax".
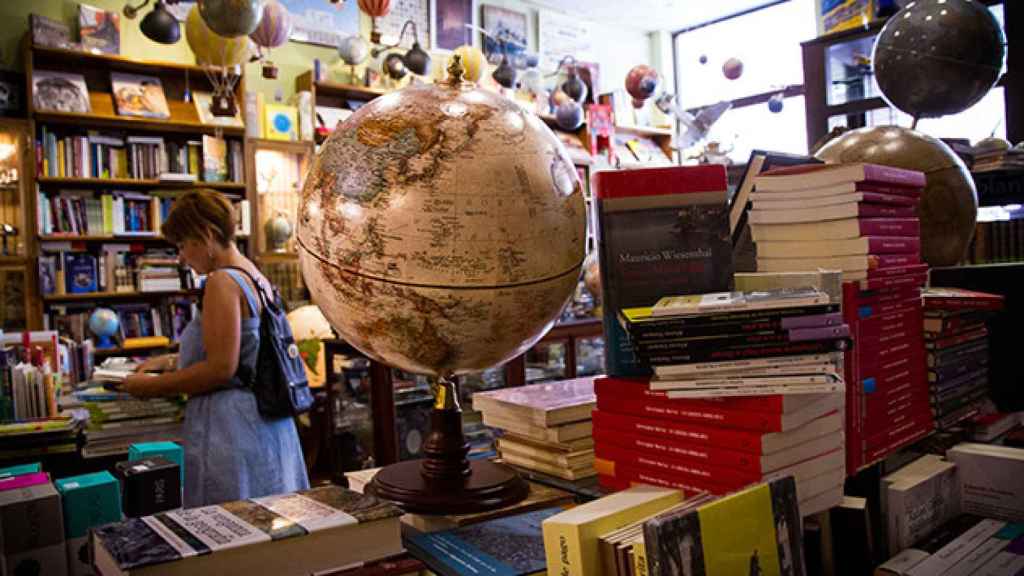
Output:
[
  {"xmin": 632, "ymin": 536, "xmax": 647, "ymax": 576},
  {"xmin": 122, "ymin": 336, "xmax": 171, "ymax": 349},
  {"xmin": 542, "ymin": 485, "xmax": 683, "ymax": 576},
  {"xmin": 101, "ymin": 194, "xmax": 114, "ymax": 235},
  {"xmin": 58, "ymin": 140, "xmax": 65, "ymax": 177}
]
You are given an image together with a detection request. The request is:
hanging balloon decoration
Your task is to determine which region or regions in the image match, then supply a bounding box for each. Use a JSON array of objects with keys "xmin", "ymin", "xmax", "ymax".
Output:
[
  {"xmin": 699, "ymin": 54, "xmax": 708, "ymax": 65},
  {"xmin": 768, "ymin": 92, "xmax": 785, "ymax": 113},
  {"xmin": 249, "ymin": 0, "xmax": 292, "ymax": 79},
  {"xmin": 624, "ymin": 64, "xmax": 660, "ymax": 108},
  {"xmin": 186, "ymin": 5, "xmax": 250, "ymax": 116},
  {"xmin": 449, "ymin": 46, "xmax": 486, "ymax": 83},
  {"xmin": 198, "ymin": 0, "xmax": 266, "ymax": 38},
  {"xmin": 723, "ymin": 57, "xmax": 744, "ymax": 80},
  {"xmin": 357, "ymin": 0, "xmax": 392, "ymax": 44}
]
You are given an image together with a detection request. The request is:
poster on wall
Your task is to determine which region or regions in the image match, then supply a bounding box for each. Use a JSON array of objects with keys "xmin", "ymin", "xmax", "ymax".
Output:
[
  {"xmin": 169, "ymin": 0, "xmax": 359, "ymax": 47},
  {"xmin": 481, "ymin": 4, "xmax": 529, "ymax": 63},
  {"xmin": 379, "ymin": 0, "xmax": 431, "ymax": 49},
  {"xmin": 430, "ymin": 0, "xmax": 474, "ymax": 52},
  {"xmin": 538, "ymin": 10, "xmax": 593, "ymax": 72}
]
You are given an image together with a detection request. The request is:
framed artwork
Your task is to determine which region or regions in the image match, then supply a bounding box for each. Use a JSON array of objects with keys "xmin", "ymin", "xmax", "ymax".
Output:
[
  {"xmin": 481, "ymin": 4, "xmax": 528, "ymax": 63},
  {"xmin": 32, "ymin": 70, "xmax": 90, "ymax": 114},
  {"xmin": 430, "ymin": 0, "xmax": 474, "ymax": 52},
  {"xmin": 379, "ymin": 0, "xmax": 430, "ymax": 50},
  {"xmin": 280, "ymin": 0, "xmax": 360, "ymax": 47}
]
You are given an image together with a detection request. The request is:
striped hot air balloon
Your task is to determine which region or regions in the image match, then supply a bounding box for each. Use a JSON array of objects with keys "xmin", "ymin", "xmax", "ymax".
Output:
[
  {"xmin": 250, "ymin": 0, "xmax": 292, "ymax": 49},
  {"xmin": 451, "ymin": 45, "xmax": 486, "ymax": 83},
  {"xmin": 186, "ymin": 4, "xmax": 250, "ymax": 67},
  {"xmin": 357, "ymin": 0, "xmax": 391, "ymax": 17}
]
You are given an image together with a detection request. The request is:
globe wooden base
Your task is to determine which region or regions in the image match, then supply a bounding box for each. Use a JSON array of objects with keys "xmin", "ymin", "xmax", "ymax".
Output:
[{"xmin": 365, "ymin": 459, "xmax": 529, "ymax": 515}]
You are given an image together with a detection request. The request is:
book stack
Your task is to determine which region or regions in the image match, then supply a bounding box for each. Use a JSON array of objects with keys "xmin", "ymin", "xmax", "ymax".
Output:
[
  {"xmin": 749, "ymin": 162, "xmax": 926, "ymax": 286},
  {"xmin": 745, "ymin": 162, "xmax": 932, "ymax": 472},
  {"xmin": 66, "ymin": 378, "xmax": 184, "ymax": 457},
  {"xmin": 472, "ymin": 377, "xmax": 597, "ymax": 482},
  {"xmin": 972, "ymin": 145, "xmax": 1024, "ymax": 172},
  {"xmin": 923, "ymin": 288, "xmax": 1005, "ymax": 430}
]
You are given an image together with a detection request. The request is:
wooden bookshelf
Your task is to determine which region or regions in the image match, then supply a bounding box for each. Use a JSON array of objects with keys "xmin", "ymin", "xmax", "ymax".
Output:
[
  {"xmin": 295, "ymin": 70, "xmax": 387, "ymax": 105},
  {"xmin": 31, "ymin": 45, "xmax": 221, "ymax": 76},
  {"xmin": 38, "ymin": 234, "xmax": 170, "ymax": 243},
  {"xmin": 615, "ymin": 124, "xmax": 674, "ymax": 138},
  {"xmin": 43, "ymin": 289, "xmax": 199, "ymax": 303},
  {"xmin": 36, "ymin": 176, "xmax": 246, "ymax": 190}
]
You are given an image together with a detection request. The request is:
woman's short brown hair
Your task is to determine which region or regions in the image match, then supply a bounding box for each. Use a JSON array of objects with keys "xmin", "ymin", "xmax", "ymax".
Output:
[{"xmin": 162, "ymin": 189, "xmax": 236, "ymax": 246}]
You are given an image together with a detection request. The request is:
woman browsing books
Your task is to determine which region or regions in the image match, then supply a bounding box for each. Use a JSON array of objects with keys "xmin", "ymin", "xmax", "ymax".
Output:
[{"xmin": 122, "ymin": 189, "xmax": 309, "ymax": 506}]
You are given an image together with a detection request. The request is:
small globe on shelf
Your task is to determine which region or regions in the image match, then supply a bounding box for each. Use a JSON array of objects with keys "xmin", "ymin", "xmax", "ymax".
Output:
[{"xmin": 89, "ymin": 308, "xmax": 120, "ymax": 349}]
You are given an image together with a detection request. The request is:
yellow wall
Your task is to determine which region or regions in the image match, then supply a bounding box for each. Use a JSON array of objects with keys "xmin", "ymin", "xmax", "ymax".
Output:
[{"xmin": 0, "ymin": 0, "xmax": 655, "ymax": 100}]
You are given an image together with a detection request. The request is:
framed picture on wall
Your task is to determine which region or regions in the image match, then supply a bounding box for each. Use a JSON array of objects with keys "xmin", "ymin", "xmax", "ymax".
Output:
[
  {"xmin": 430, "ymin": 0, "xmax": 474, "ymax": 51},
  {"xmin": 481, "ymin": 4, "xmax": 528, "ymax": 63}
]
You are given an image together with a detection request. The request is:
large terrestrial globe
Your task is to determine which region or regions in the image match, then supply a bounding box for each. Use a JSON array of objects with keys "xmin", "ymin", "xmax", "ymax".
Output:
[{"xmin": 297, "ymin": 65, "xmax": 586, "ymax": 378}]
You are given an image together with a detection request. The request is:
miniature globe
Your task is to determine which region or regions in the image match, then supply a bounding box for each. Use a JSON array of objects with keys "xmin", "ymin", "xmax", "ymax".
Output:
[
  {"xmin": 89, "ymin": 308, "xmax": 120, "ymax": 349},
  {"xmin": 337, "ymin": 35, "xmax": 369, "ymax": 66},
  {"xmin": 297, "ymin": 61, "xmax": 587, "ymax": 379}
]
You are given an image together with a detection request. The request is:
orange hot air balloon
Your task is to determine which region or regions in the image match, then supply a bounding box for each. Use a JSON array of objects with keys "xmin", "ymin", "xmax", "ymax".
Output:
[{"xmin": 357, "ymin": 0, "xmax": 392, "ymax": 43}]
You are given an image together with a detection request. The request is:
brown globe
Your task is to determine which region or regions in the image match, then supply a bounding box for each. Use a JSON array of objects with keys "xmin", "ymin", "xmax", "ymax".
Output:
[{"xmin": 816, "ymin": 126, "xmax": 977, "ymax": 266}]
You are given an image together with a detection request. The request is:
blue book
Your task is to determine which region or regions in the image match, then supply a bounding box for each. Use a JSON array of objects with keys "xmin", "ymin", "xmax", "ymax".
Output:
[
  {"xmin": 0, "ymin": 462, "xmax": 42, "ymax": 479},
  {"xmin": 63, "ymin": 252, "xmax": 98, "ymax": 293},
  {"xmin": 56, "ymin": 471, "xmax": 121, "ymax": 576},
  {"xmin": 403, "ymin": 507, "xmax": 560, "ymax": 576}
]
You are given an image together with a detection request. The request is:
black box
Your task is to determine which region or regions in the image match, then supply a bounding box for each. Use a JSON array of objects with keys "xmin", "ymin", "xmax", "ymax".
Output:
[{"xmin": 114, "ymin": 456, "xmax": 181, "ymax": 517}]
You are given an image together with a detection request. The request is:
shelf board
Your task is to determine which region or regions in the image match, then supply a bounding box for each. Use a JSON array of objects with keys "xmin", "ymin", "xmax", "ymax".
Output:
[
  {"xmin": 0, "ymin": 255, "xmax": 27, "ymax": 265},
  {"xmin": 43, "ymin": 290, "xmax": 199, "ymax": 303},
  {"xmin": 824, "ymin": 97, "xmax": 888, "ymax": 117},
  {"xmin": 248, "ymin": 138, "xmax": 315, "ymax": 154},
  {"xmin": 615, "ymin": 124, "xmax": 674, "ymax": 138},
  {"xmin": 256, "ymin": 251, "xmax": 299, "ymax": 262},
  {"xmin": 313, "ymin": 80, "xmax": 387, "ymax": 101},
  {"xmin": 93, "ymin": 342, "xmax": 178, "ymax": 356},
  {"xmin": 31, "ymin": 44, "xmax": 221, "ymax": 76},
  {"xmin": 34, "ymin": 110, "xmax": 246, "ymax": 136},
  {"xmin": 39, "ymin": 234, "xmax": 169, "ymax": 243},
  {"xmin": 36, "ymin": 176, "xmax": 245, "ymax": 190}
]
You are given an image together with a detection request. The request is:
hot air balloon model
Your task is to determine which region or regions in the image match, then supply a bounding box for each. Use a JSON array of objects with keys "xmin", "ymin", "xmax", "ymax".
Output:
[
  {"xmin": 357, "ymin": 0, "xmax": 392, "ymax": 44},
  {"xmin": 625, "ymin": 64, "xmax": 660, "ymax": 108},
  {"xmin": 249, "ymin": 0, "xmax": 292, "ymax": 79},
  {"xmin": 185, "ymin": 4, "xmax": 249, "ymax": 116}
]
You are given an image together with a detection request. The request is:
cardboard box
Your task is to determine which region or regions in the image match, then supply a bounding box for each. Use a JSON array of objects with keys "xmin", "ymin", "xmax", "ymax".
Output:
[{"xmin": 55, "ymin": 472, "xmax": 121, "ymax": 576}]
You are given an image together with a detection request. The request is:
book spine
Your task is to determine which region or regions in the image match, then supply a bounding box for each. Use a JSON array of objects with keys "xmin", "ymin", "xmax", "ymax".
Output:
[
  {"xmin": 654, "ymin": 351, "xmax": 841, "ymax": 377},
  {"xmin": 666, "ymin": 382, "xmax": 843, "ymax": 398},
  {"xmin": 923, "ymin": 297, "xmax": 1005, "ymax": 311},
  {"xmin": 859, "ymin": 273, "xmax": 928, "ymax": 292},
  {"xmin": 929, "ymin": 354, "xmax": 988, "ymax": 382},
  {"xmin": 644, "ymin": 338, "xmax": 847, "ymax": 366},
  {"xmin": 865, "ymin": 263, "xmax": 930, "ymax": 279},
  {"xmin": 542, "ymin": 522, "xmax": 588, "ymax": 576},
  {"xmin": 926, "ymin": 327, "xmax": 988, "ymax": 351},
  {"xmin": 592, "ymin": 426, "xmax": 762, "ymax": 474},
  {"xmin": 596, "ymin": 457, "xmax": 731, "ymax": 495},
  {"xmin": 595, "ymin": 395, "xmax": 783, "ymax": 433},
  {"xmin": 788, "ymin": 324, "xmax": 850, "ymax": 341},
  {"xmin": 628, "ymin": 304, "xmax": 838, "ymax": 338},
  {"xmin": 866, "ymin": 236, "xmax": 921, "ymax": 254},
  {"xmin": 592, "ymin": 409, "xmax": 766, "ymax": 454},
  {"xmin": 595, "ymin": 442, "xmax": 757, "ymax": 489},
  {"xmin": 862, "ymin": 165, "xmax": 927, "ymax": 189},
  {"xmin": 596, "ymin": 377, "xmax": 786, "ymax": 413},
  {"xmin": 859, "ymin": 204, "xmax": 918, "ymax": 219}
]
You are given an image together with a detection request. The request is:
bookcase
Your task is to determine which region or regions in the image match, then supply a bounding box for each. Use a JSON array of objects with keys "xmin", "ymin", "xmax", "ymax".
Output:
[
  {"xmin": 294, "ymin": 70, "xmax": 386, "ymax": 144},
  {"xmin": 22, "ymin": 40, "xmax": 251, "ymax": 355}
]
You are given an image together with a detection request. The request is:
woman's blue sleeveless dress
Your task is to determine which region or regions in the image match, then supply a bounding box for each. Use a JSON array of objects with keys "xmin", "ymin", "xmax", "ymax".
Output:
[{"xmin": 178, "ymin": 269, "xmax": 309, "ymax": 507}]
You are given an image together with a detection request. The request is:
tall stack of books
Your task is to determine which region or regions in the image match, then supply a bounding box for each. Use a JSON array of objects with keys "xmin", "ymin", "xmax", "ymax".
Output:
[
  {"xmin": 597, "ymin": 287, "xmax": 849, "ymax": 516},
  {"xmin": 746, "ymin": 162, "xmax": 932, "ymax": 473},
  {"xmin": 922, "ymin": 288, "xmax": 1005, "ymax": 430},
  {"xmin": 472, "ymin": 377, "xmax": 596, "ymax": 482},
  {"xmin": 972, "ymin": 145, "xmax": 1024, "ymax": 172}
]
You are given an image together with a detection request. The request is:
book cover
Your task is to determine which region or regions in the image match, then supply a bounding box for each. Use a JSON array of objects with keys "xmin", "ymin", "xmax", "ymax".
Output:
[
  {"xmin": 264, "ymin": 103, "xmax": 298, "ymax": 141},
  {"xmin": 115, "ymin": 457, "xmax": 181, "ymax": 518},
  {"xmin": 404, "ymin": 507, "xmax": 560, "ymax": 576},
  {"xmin": 886, "ymin": 457, "xmax": 960, "ymax": 556},
  {"xmin": 651, "ymin": 287, "xmax": 828, "ymax": 317},
  {"xmin": 875, "ymin": 514, "xmax": 985, "ymax": 576},
  {"xmin": 0, "ymin": 462, "xmax": 42, "ymax": 479},
  {"xmin": 91, "ymin": 485, "xmax": 403, "ymax": 575},
  {"xmin": 751, "ymin": 217, "xmax": 920, "ymax": 242},
  {"xmin": 595, "ymin": 165, "xmax": 733, "ymax": 377},
  {"xmin": 63, "ymin": 252, "xmax": 97, "ymax": 293},
  {"xmin": 79, "ymin": 4, "xmax": 120, "ymax": 54},
  {"xmin": 643, "ymin": 476, "xmax": 806, "ymax": 576},
  {"xmin": 111, "ymin": 73, "xmax": 169, "ymax": 119},
  {"xmin": 30, "ymin": 13, "xmax": 72, "ymax": 49},
  {"xmin": 202, "ymin": 135, "xmax": 228, "ymax": 183},
  {"xmin": 32, "ymin": 70, "xmax": 91, "ymax": 114},
  {"xmin": 542, "ymin": 485, "xmax": 683, "ymax": 576},
  {"xmin": 194, "ymin": 91, "xmax": 244, "ymax": 128},
  {"xmin": 472, "ymin": 376, "xmax": 595, "ymax": 427},
  {"xmin": 946, "ymin": 444, "xmax": 1024, "ymax": 523}
]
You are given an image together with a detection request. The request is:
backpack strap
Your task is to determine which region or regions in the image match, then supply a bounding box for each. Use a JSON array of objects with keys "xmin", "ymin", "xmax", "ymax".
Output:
[
  {"xmin": 218, "ymin": 266, "xmax": 270, "ymax": 388},
  {"xmin": 219, "ymin": 266, "xmax": 270, "ymax": 312},
  {"xmin": 221, "ymin": 269, "xmax": 260, "ymax": 318}
]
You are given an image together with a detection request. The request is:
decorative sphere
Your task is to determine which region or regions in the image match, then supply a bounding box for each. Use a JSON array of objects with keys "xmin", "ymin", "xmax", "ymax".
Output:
[
  {"xmin": 451, "ymin": 46, "xmax": 486, "ymax": 82},
  {"xmin": 337, "ymin": 35, "xmax": 369, "ymax": 65},
  {"xmin": 768, "ymin": 93, "xmax": 784, "ymax": 113},
  {"xmin": 383, "ymin": 52, "xmax": 407, "ymax": 80},
  {"xmin": 582, "ymin": 251, "xmax": 601, "ymax": 305},
  {"xmin": 974, "ymin": 137, "xmax": 1011, "ymax": 153},
  {"xmin": 89, "ymin": 308, "xmax": 120, "ymax": 348},
  {"xmin": 816, "ymin": 126, "xmax": 977, "ymax": 266},
  {"xmin": 264, "ymin": 212, "xmax": 293, "ymax": 253},
  {"xmin": 250, "ymin": 0, "xmax": 291, "ymax": 48},
  {"xmin": 297, "ymin": 72, "xmax": 587, "ymax": 377},
  {"xmin": 723, "ymin": 57, "xmax": 743, "ymax": 80},
  {"xmin": 625, "ymin": 65, "xmax": 660, "ymax": 108},
  {"xmin": 699, "ymin": 54, "xmax": 708, "ymax": 65},
  {"xmin": 198, "ymin": 0, "xmax": 265, "ymax": 38},
  {"xmin": 873, "ymin": 0, "xmax": 1004, "ymax": 118},
  {"xmin": 555, "ymin": 101, "xmax": 584, "ymax": 131}
]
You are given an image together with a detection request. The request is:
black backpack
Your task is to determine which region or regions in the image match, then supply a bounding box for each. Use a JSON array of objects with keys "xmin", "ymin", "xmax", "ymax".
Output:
[{"xmin": 222, "ymin": 266, "xmax": 314, "ymax": 418}]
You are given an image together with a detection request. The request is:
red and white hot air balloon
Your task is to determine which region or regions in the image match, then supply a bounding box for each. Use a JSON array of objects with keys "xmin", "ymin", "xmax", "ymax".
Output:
[{"xmin": 357, "ymin": 0, "xmax": 392, "ymax": 43}]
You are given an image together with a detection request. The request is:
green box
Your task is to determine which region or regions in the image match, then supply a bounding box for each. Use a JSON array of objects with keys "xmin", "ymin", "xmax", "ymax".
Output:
[
  {"xmin": 129, "ymin": 441, "xmax": 183, "ymax": 485},
  {"xmin": 0, "ymin": 462, "xmax": 41, "ymax": 479},
  {"xmin": 55, "ymin": 471, "xmax": 122, "ymax": 576}
]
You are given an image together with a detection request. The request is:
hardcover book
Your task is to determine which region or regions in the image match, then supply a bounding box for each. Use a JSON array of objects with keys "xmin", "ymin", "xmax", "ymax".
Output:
[
  {"xmin": 90, "ymin": 485, "xmax": 404, "ymax": 576},
  {"xmin": 404, "ymin": 507, "xmax": 561, "ymax": 576},
  {"xmin": 642, "ymin": 476, "xmax": 806, "ymax": 576},
  {"xmin": 30, "ymin": 13, "xmax": 73, "ymax": 48},
  {"xmin": 753, "ymin": 163, "xmax": 926, "ymax": 192},
  {"xmin": 472, "ymin": 376, "xmax": 595, "ymax": 427},
  {"xmin": 79, "ymin": 4, "xmax": 120, "ymax": 54},
  {"xmin": 115, "ymin": 456, "xmax": 181, "ymax": 518},
  {"xmin": 202, "ymin": 135, "xmax": 228, "ymax": 183},
  {"xmin": 111, "ymin": 73, "xmax": 170, "ymax": 119},
  {"xmin": 55, "ymin": 471, "xmax": 122, "ymax": 576},
  {"xmin": 32, "ymin": 70, "xmax": 91, "ymax": 114},
  {"xmin": 595, "ymin": 165, "xmax": 733, "ymax": 377},
  {"xmin": 64, "ymin": 252, "xmax": 98, "ymax": 293}
]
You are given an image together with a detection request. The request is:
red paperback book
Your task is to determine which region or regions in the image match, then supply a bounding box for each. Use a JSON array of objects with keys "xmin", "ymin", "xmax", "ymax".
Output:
[
  {"xmin": 863, "ymin": 409, "xmax": 934, "ymax": 461},
  {"xmin": 754, "ymin": 163, "xmax": 927, "ymax": 191},
  {"xmin": 862, "ymin": 396, "xmax": 931, "ymax": 437},
  {"xmin": 856, "ymin": 272, "xmax": 929, "ymax": 292},
  {"xmin": 854, "ymin": 306, "xmax": 923, "ymax": 340},
  {"xmin": 595, "ymin": 442, "xmax": 761, "ymax": 488},
  {"xmin": 922, "ymin": 287, "xmax": 1005, "ymax": 311},
  {"xmin": 591, "ymin": 409, "xmax": 843, "ymax": 455},
  {"xmin": 925, "ymin": 326, "xmax": 988, "ymax": 351},
  {"xmin": 594, "ymin": 376, "xmax": 831, "ymax": 414},
  {"xmin": 595, "ymin": 392, "xmax": 841, "ymax": 433},
  {"xmin": 592, "ymin": 425, "xmax": 844, "ymax": 476}
]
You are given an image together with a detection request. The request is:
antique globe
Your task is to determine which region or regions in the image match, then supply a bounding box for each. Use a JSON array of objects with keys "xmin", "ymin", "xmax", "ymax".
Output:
[
  {"xmin": 816, "ymin": 125, "xmax": 977, "ymax": 266},
  {"xmin": 89, "ymin": 308, "xmax": 120, "ymax": 349},
  {"xmin": 297, "ymin": 57, "xmax": 586, "ymax": 513}
]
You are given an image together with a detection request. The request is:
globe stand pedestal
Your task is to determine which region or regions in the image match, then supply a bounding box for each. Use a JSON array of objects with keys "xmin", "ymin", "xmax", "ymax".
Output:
[{"xmin": 365, "ymin": 378, "xmax": 528, "ymax": 515}]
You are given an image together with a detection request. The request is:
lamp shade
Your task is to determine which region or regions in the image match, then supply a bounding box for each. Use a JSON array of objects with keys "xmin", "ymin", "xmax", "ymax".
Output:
[
  {"xmin": 140, "ymin": 1, "xmax": 181, "ymax": 44},
  {"xmin": 403, "ymin": 42, "xmax": 431, "ymax": 76},
  {"xmin": 492, "ymin": 55, "xmax": 517, "ymax": 89},
  {"xmin": 383, "ymin": 52, "xmax": 407, "ymax": 80}
]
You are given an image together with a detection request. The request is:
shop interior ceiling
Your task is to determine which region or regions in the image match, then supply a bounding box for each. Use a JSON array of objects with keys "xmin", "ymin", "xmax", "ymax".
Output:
[{"xmin": 526, "ymin": 0, "xmax": 778, "ymax": 31}]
